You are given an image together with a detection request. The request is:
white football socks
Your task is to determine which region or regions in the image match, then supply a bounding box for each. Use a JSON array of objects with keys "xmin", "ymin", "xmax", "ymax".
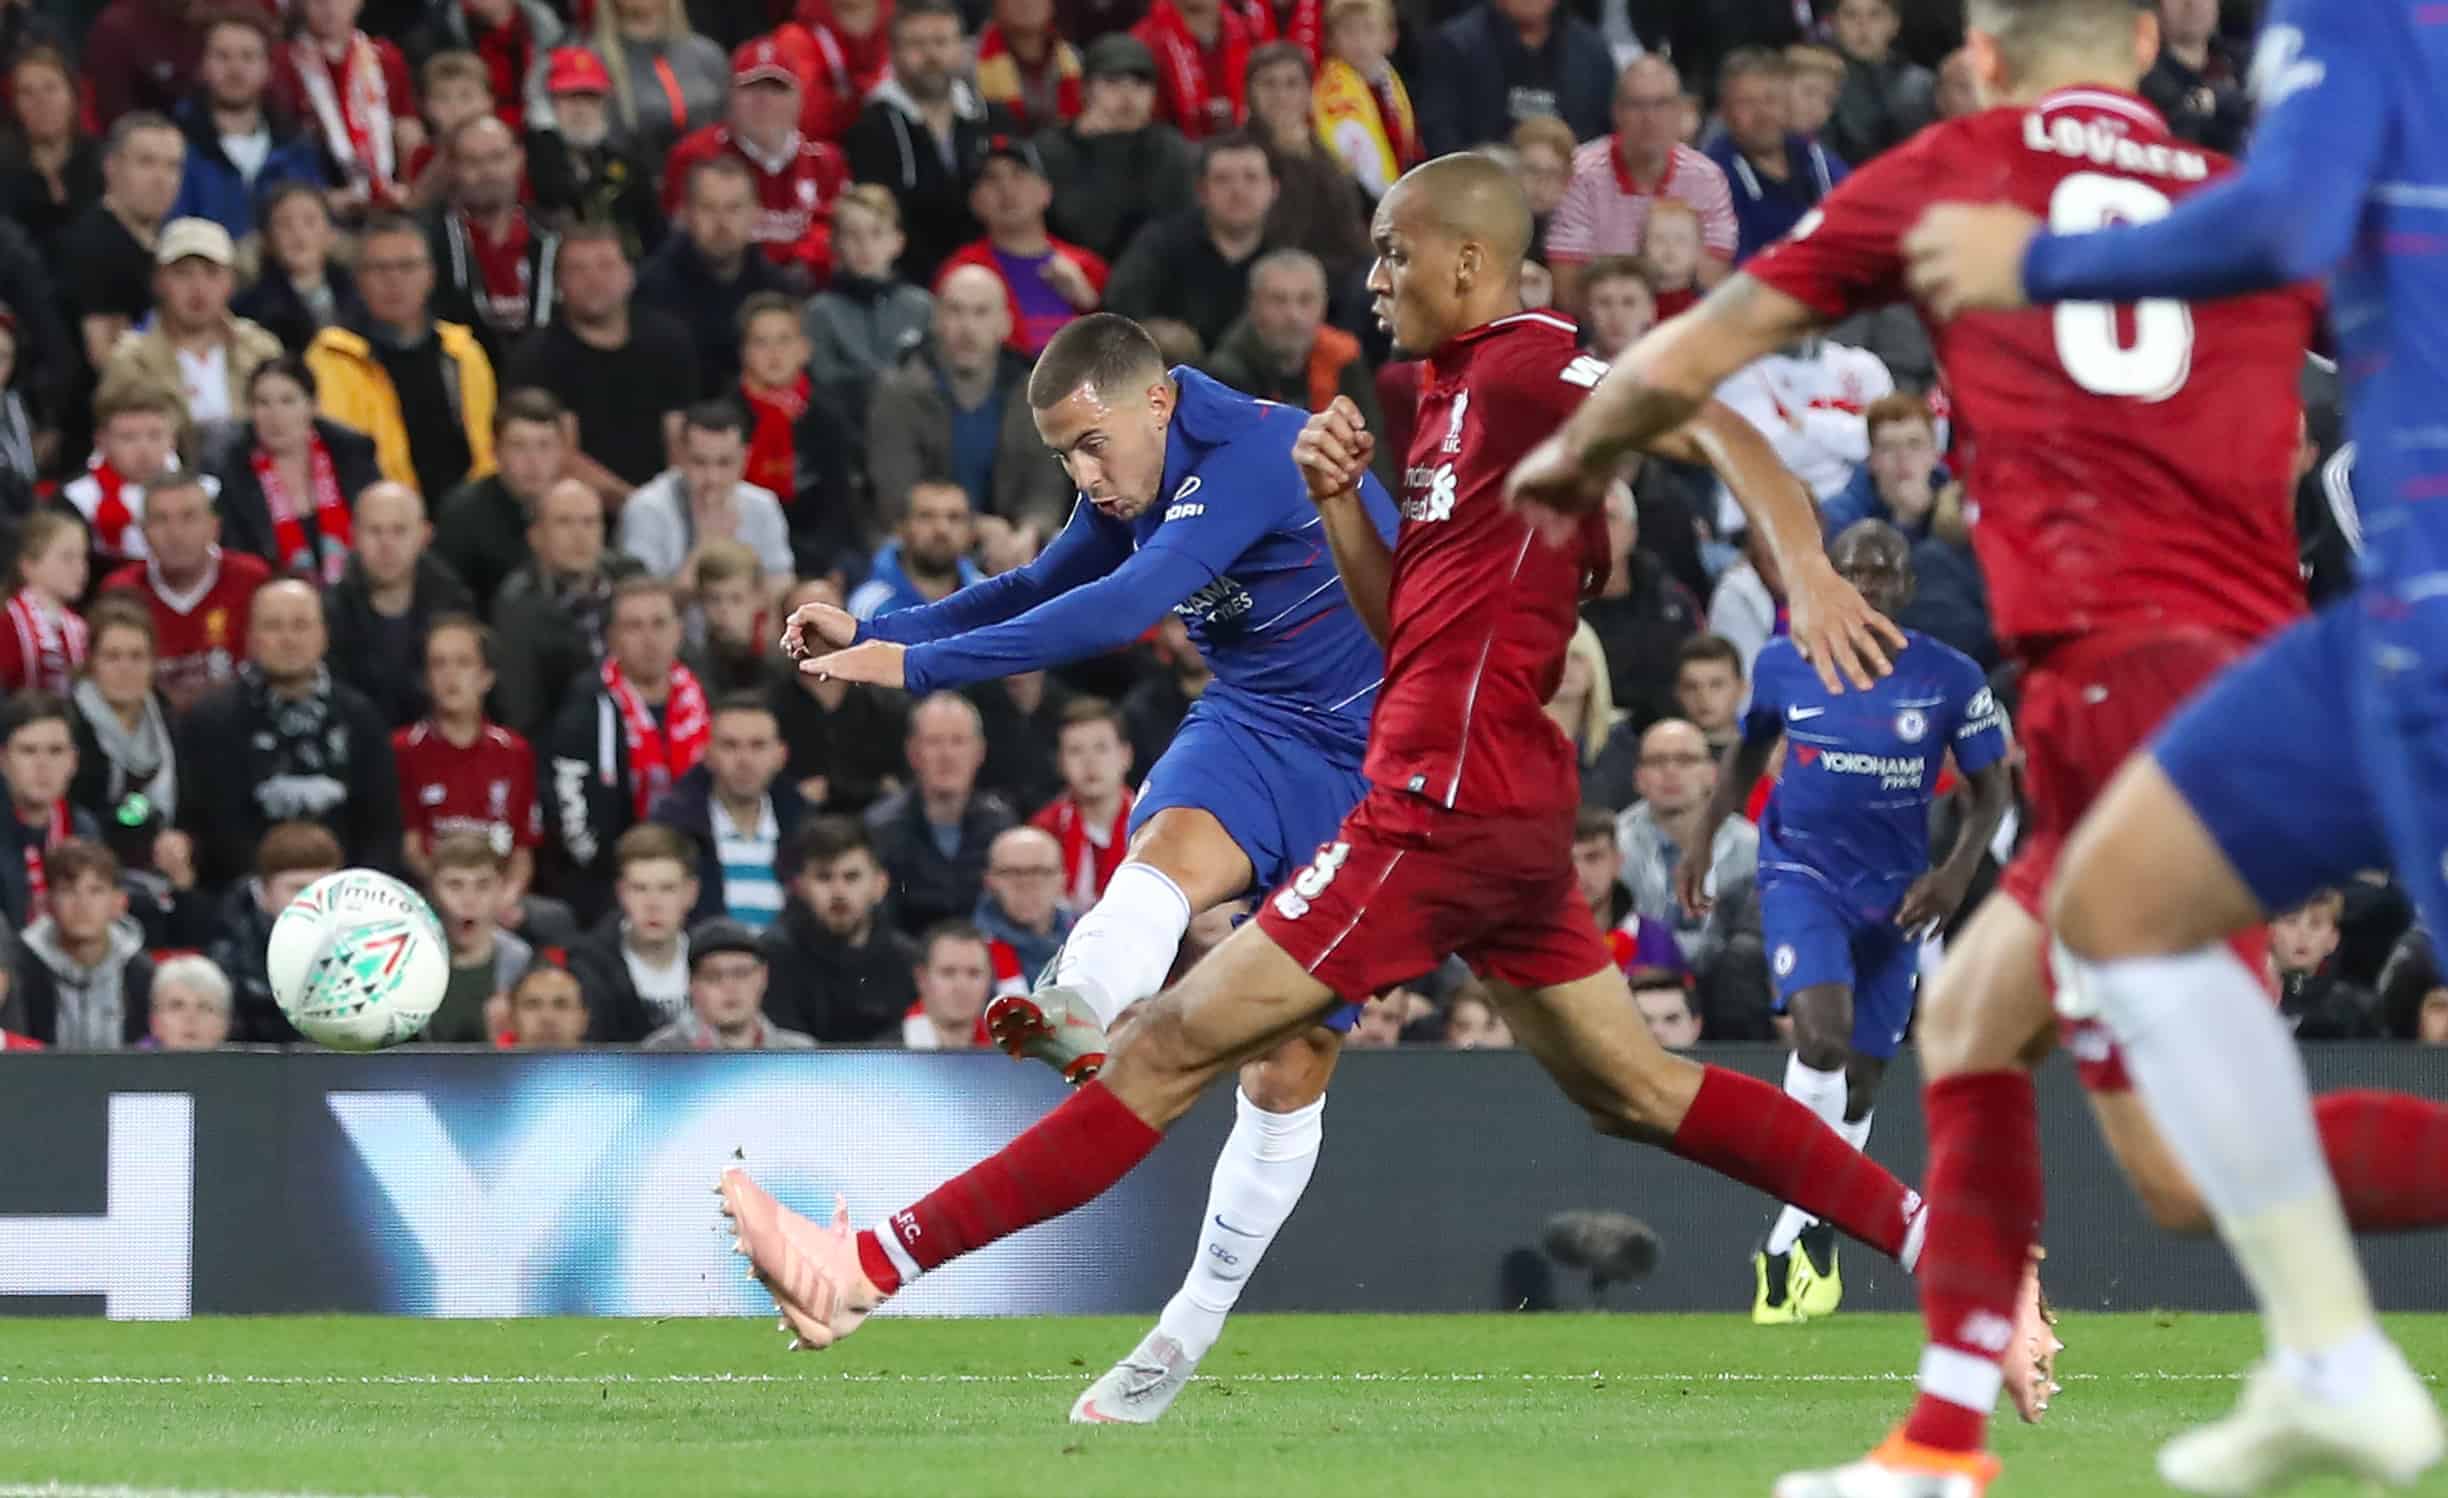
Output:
[
  {"xmin": 1051, "ymin": 861, "xmax": 1193, "ymax": 1027},
  {"xmin": 2067, "ymin": 941, "xmax": 2383, "ymax": 1390},
  {"xmin": 1154, "ymin": 1087, "xmax": 1326, "ymax": 1362},
  {"xmin": 1766, "ymin": 1054, "xmax": 1852, "ymax": 1255}
]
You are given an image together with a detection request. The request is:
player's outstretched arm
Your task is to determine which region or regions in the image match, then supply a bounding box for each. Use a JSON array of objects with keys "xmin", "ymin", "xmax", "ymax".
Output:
[
  {"xmin": 1506, "ymin": 274, "xmax": 1821, "ymax": 530},
  {"xmin": 1904, "ymin": 6, "xmax": 2384, "ymax": 313},
  {"xmin": 806, "ymin": 545, "xmax": 1213, "ymax": 695},
  {"xmin": 1293, "ymin": 397, "xmax": 1393, "ymax": 648}
]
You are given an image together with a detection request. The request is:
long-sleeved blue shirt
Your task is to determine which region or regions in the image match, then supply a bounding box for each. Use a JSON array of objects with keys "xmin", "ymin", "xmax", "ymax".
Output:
[
  {"xmin": 2020, "ymin": 1, "xmax": 2448, "ymax": 585},
  {"xmin": 862, "ymin": 368, "xmax": 1399, "ymax": 760}
]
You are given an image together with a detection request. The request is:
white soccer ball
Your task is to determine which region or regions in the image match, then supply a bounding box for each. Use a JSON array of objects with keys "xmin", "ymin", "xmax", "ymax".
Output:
[{"xmin": 266, "ymin": 869, "xmax": 450, "ymax": 1051}]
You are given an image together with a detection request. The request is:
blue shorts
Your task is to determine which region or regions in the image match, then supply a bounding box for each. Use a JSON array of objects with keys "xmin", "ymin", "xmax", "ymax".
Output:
[
  {"xmin": 1759, "ymin": 870, "xmax": 1919, "ymax": 1060},
  {"xmin": 2153, "ymin": 597, "xmax": 2398, "ymax": 916},
  {"xmin": 1130, "ymin": 699, "xmax": 1373, "ymax": 1030}
]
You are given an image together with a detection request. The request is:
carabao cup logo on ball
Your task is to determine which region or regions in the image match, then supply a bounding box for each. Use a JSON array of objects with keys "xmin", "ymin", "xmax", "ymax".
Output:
[{"xmin": 269, "ymin": 869, "xmax": 450, "ymax": 1051}]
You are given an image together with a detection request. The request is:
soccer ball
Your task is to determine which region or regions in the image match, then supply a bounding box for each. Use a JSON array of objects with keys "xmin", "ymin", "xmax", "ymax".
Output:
[{"xmin": 266, "ymin": 869, "xmax": 450, "ymax": 1051}]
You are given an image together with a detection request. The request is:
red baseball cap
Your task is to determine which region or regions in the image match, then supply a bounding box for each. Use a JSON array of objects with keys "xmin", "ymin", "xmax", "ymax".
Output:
[
  {"xmin": 545, "ymin": 47, "xmax": 611, "ymax": 97},
  {"xmin": 732, "ymin": 37, "xmax": 800, "ymax": 88}
]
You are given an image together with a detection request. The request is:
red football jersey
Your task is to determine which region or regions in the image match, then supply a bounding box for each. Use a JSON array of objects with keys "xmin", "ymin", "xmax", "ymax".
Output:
[
  {"xmin": 662, "ymin": 125, "xmax": 848, "ymax": 279},
  {"xmin": 100, "ymin": 551, "xmax": 271, "ymax": 715},
  {"xmin": 392, "ymin": 719, "xmax": 542, "ymax": 856},
  {"xmin": 1368, "ymin": 312, "xmax": 1611, "ymax": 818},
  {"xmin": 1743, "ymin": 87, "xmax": 2318, "ymax": 650}
]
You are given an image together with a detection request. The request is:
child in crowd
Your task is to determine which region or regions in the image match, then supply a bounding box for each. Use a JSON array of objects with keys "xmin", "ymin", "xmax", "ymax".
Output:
[
  {"xmin": 1312, "ymin": 0, "xmax": 1416, "ymax": 200},
  {"xmin": 393, "ymin": 615, "xmax": 538, "ymax": 910},
  {"xmin": 1640, "ymin": 198, "xmax": 1704, "ymax": 321},
  {"xmin": 63, "ymin": 378, "xmax": 184, "ymax": 568},
  {"xmin": 208, "ymin": 821, "xmax": 343, "ymax": 1042},
  {"xmin": 13, "ymin": 837, "xmax": 153, "ymax": 1051},
  {"xmin": 737, "ymin": 291, "xmax": 856, "ymax": 580},
  {"xmin": 1579, "ymin": 255, "xmax": 1658, "ymax": 361},
  {"xmin": 803, "ymin": 187, "xmax": 931, "ymax": 438},
  {"xmin": 0, "ymin": 511, "xmax": 88, "ymax": 694},
  {"xmin": 688, "ymin": 538, "xmax": 770, "ymax": 696},
  {"xmin": 423, "ymin": 831, "xmax": 534, "ymax": 1044},
  {"xmin": 1785, "ymin": 43, "xmax": 1846, "ymax": 145},
  {"xmin": 406, "ymin": 51, "xmax": 498, "ymax": 207},
  {"xmin": 146, "ymin": 953, "xmax": 234, "ymax": 1051},
  {"xmin": 235, "ymin": 184, "xmax": 365, "ymax": 354}
]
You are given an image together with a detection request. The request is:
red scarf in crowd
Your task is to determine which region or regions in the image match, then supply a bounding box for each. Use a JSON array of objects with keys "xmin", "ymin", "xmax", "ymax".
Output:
[
  {"xmin": 467, "ymin": 3, "xmax": 537, "ymax": 132},
  {"xmin": 602, "ymin": 656, "xmax": 710, "ymax": 820},
  {"xmin": 1234, "ymin": 0, "xmax": 1322, "ymax": 65},
  {"xmin": 253, "ymin": 436, "xmax": 354, "ymax": 585},
  {"xmin": 82, "ymin": 454, "xmax": 140, "ymax": 558},
  {"xmin": 5, "ymin": 592, "xmax": 85, "ymax": 696},
  {"xmin": 740, "ymin": 375, "xmax": 810, "ymax": 502},
  {"xmin": 294, "ymin": 30, "xmax": 400, "ymax": 200},
  {"xmin": 975, "ymin": 24, "xmax": 1082, "ymax": 128},
  {"xmin": 18, "ymin": 797, "xmax": 67, "ymax": 922},
  {"xmin": 1137, "ymin": 0, "xmax": 1252, "ymax": 139}
]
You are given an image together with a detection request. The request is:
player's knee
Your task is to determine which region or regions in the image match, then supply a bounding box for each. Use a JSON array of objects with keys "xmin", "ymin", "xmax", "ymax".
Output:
[
  {"xmin": 1240, "ymin": 1033, "xmax": 1334, "ymax": 1111},
  {"xmin": 1793, "ymin": 1027, "xmax": 1850, "ymax": 1075},
  {"xmin": 1843, "ymin": 1059, "xmax": 1884, "ymax": 1122}
]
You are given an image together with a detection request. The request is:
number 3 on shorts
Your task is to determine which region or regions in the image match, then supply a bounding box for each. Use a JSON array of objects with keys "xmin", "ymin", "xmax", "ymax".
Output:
[
  {"xmin": 2047, "ymin": 171, "xmax": 2194, "ymax": 401},
  {"xmin": 1272, "ymin": 842, "xmax": 1353, "ymax": 921}
]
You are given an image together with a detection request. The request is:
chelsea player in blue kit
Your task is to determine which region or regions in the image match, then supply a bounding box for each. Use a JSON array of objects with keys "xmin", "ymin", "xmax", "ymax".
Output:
[
  {"xmin": 786, "ymin": 314, "xmax": 1396, "ymax": 1425},
  {"xmin": 1684, "ymin": 524, "xmax": 2011, "ymax": 1327},
  {"xmin": 1903, "ymin": 0, "xmax": 2448, "ymax": 1487}
]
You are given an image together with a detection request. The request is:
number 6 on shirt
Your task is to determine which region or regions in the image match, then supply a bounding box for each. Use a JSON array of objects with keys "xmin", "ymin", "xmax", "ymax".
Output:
[{"xmin": 2048, "ymin": 172, "xmax": 2196, "ymax": 401}]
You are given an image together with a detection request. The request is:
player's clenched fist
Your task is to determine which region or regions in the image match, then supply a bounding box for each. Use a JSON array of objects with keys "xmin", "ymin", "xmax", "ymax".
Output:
[
  {"xmin": 1291, "ymin": 396, "xmax": 1375, "ymax": 502},
  {"xmin": 780, "ymin": 599, "xmax": 859, "ymax": 659}
]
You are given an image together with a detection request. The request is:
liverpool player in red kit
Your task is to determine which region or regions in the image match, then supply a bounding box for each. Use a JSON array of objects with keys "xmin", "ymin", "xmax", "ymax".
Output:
[
  {"xmin": 717, "ymin": 155, "xmax": 2062, "ymax": 1407},
  {"xmin": 1507, "ymin": 2, "xmax": 2448, "ymax": 1492}
]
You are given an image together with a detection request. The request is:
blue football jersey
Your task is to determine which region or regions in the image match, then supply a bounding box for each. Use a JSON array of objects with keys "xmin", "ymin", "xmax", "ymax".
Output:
[
  {"xmin": 1744, "ymin": 630, "xmax": 2007, "ymax": 909},
  {"xmin": 877, "ymin": 368, "xmax": 1396, "ymax": 762}
]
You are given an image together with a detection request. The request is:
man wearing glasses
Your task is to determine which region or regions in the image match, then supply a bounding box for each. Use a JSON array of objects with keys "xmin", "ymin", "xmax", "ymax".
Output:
[
  {"xmin": 305, "ymin": 213, "xmax": 499, "ymax": 497},
  {"xmin": 975, "ymin": 825, "xmax": 1074, "ymax": 987}
]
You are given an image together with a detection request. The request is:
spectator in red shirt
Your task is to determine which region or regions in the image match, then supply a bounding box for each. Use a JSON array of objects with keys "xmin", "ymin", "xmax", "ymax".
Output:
[
  {"xmin": 975, "ymin": 0, "xmax": 1083, "ymax": 131},
  {"xmin": 101, "ymin": 472, "xmax": 271, "ymax": 717},
  {"xmin": 783, "ymin": 0, "xmax": 895, "ymax": 141},
  {"xmin": 662, "ymin": 38, "xmax": 849, "ymax": 287},
  {"xmin": 281, "ymin": 0, "xmax": 423, "ymax": 211},
  {"xmin": 1030, "ymin": 696, "xmax": 1133, "ymax": 908},
  {"xmin": 1133, "ymin": 0, "xmax": 1252, "ymax": 141},
  {"xmin": 392, "ymin": 615, "xmax": 538, "ymax": 909},
  {"xmin": 936, "ymin": 134, "xmax": 1105, "ymax": 355},
  {"xmin": 401, "ymin": 50, "xmax": 501, "ymax": 209}
]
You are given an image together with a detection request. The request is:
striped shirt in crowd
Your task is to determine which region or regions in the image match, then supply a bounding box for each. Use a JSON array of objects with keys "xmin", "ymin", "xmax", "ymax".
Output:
[
  {"xmin": 712, "ymin": 798, "xmax": 784, "ymax": 930},
  {"xmin": 1544, "ymin": 140, "xmax": 1739, "ymax": 266}
]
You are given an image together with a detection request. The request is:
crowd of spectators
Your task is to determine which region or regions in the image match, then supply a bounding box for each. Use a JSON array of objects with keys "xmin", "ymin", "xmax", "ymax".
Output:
[{"xmin": 0, "ymin": 0, "xmax": 2397, "ymax": 1058}]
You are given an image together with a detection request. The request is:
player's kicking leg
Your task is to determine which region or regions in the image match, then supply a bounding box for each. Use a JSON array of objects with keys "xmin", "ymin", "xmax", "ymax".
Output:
[
  {"xmin": 1070, "ymin": 1023, "xmax": 1341, "ymax": 1423},
  {"xmin": 2048, "ymin": 626, "xmax": 2442, "ymax": 1493},
  {"xmin": 723, "ymin": 915, "xmax": 1349, "ymax": 1350},
  {"xmin": 1773, "ymin": 891, "xmax": 2062, "ymax": 1498}
]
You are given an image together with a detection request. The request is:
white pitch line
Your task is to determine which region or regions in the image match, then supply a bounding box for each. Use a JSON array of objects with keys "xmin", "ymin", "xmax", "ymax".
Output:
[
  {"xmin": 1, "ymin": 1485, "xmax": 427, "ymax": 1498},
  {"xmin": 0, "ymin": 1370, "xmax": 2298, "ymax": 1387}
]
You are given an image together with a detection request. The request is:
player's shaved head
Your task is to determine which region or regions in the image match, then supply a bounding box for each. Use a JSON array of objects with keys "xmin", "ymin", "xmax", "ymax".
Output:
[
  {"xmin": 1383, "ymin": 152, "xmax": 1533, "ymax": 271},
  {"xmin": 1369, "ymin": 152, "xmax": 1536, "ymax": 355},
  {"xmin": 1964, "ymin": 0, "xmax": 2153, "ymax": 93},
  {"xmin": 1830, "ymin": 519, "xmax": 1915, "ymax": 614}
]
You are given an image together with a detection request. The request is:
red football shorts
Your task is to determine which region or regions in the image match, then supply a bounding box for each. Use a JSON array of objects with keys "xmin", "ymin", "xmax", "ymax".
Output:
[
  {"xmin": 1997, "ymin": 628, "xmax": 2267, "ymax": 1091},
  {"xmin": 1254, "ymin": 787, "xmax": 1614, "ymax": 1001}
]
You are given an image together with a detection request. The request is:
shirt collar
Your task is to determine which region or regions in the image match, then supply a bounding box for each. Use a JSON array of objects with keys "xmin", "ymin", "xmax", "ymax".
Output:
[{"xmin": 1613, "ymin": 139, "xmax": 1677, "ymax": 196}]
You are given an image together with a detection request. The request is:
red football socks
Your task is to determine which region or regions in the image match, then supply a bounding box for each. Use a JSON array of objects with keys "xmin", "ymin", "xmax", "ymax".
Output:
[
  {"xmin": 855, "ymin": 1080, "xmax": 1164, "ymax": 1295},
  {"xmin": 1901, "ymin": 1070, "xmax": 2042, "ymax": 1455},
  {"xmin": 2318, "ymin": 1089, "xmax": 2448, "ymax": 1234},
  {"xmin": 1670, "ymin": 1064, "xmax": 1919, "ymax": 1261}
]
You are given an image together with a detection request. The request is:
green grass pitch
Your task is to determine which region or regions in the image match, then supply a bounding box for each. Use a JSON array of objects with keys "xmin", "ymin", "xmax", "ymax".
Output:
[{"xmin": 3, "ymin": 1313, "xmax": 2443, "ymax": 1497}]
